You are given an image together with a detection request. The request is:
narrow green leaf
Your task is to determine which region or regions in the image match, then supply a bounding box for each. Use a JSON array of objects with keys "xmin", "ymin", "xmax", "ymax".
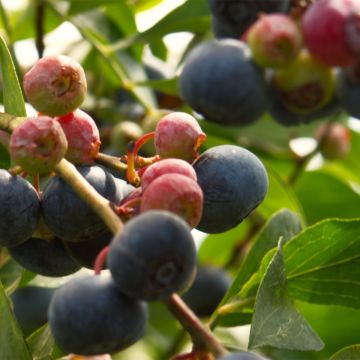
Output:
[
  {"xmin": 27, "ymin": 325, "xmax": 54, "ymax": 360},
  {"xmin": 329, "ymin": 345, "xmax": 360, "ymax": 360},
  {"xmin": 111, "ymin": 0, "xmax": 210, "ymax": 50},
  {"xmin": 0, "ymin": 35, "xmax": 26, "ymax": 116},
  {"xmin": 284, "ymin": 219, "xmax": 360, "ymax": 308},
  {"xmin": 249, "ymin": 239, "xmax": 324, "ymax": 351},
  {"xmin": 135, "ymin": 77, "xmax": 179, "ymax": 95},
  {"xmin": 0, "ymin": 282, "xmax": 33, "ymax": 359},
  {"xmin": 215, "ymin": 312, "xmax": 253, "ymax": 328},
  {"xmin": 47, "ymin": 3, "xmax": 156, "ymax": 110}
]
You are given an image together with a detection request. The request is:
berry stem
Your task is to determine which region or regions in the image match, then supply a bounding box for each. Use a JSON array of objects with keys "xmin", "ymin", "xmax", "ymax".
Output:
[
  {"xmin": 164, "ymin": 293, "xmax": 228, "ymax": 358},
  {"xmin": 126, "ymin": 141, "xmax": 141, "ymax": 186},
  {"xmin": 54, "ymin": 158, "xmax": 123, "ymax": 235},
  {"xmin": 94, "ymin": 246, "xmax": 110, "ymax": 275},
  {"xmin": 95, "ymin": 152, "xmax": 128, "ymax": 172},
  {"xmin": 33, "ymin": 174, "xmax": 40, "ymax": 193}
]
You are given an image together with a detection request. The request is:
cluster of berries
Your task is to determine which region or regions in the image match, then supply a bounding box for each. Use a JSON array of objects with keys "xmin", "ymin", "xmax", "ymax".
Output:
[
  {"xmin": 180, "ymin": 0, "xmax": 360, "ymax": 129},
  {"xmin": 0, "ymin": 52, "xmax": 269, "ymax": 358}
]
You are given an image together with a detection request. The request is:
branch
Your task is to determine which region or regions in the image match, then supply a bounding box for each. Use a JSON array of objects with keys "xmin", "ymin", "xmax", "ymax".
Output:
[{"xmin": 164, "ymin": 294, "xmax": 228, "ymax": 358}]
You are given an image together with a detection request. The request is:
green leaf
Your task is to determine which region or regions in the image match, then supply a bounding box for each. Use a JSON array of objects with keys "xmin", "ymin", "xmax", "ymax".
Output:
[
  {"xmin": 294, "ymin": 171, "xmax": 360, "ymax": 224},
  {"xmin": 227, "ymin": 209, "xmax": 303, "ymax": 302},
  {"xmin": 0, "ymin": 141, "xmax": 10, "ymax": 168},
  {"xmin": 0, "ymin": 249, "xmax": 23, "ymax": 295},
  {"xmin": 134, "ymin": 77, "xmax": 179, "ymax": 96},
  {"xmin": 329, "ymin": 345, "xmax": 360, "ymax": 360},
  {"xmin": 0, "ymin": 35, "xmax": 26, "ymax": 116},
  {"xmin": 0, "ymin": 282, "xmax": 33, "ymax": 359},
  {"xmin": 258, "ymin": 165, "xmax": 305, "ymax": 220},
  {"xmin": 149, "ymin": 38, "xmax": 168, "ymax": 61},
  {"xmin": 209, "ymin": 210, "xmax": 303, "ymax": 328},
  {"xmin": 284, "ymin": 218, "xmax": 360, "ymax": 308},
  {"xmin": 27, "ymin": 325, "xmax": 54, "ymax": 360},
  {"xmin": 111, "ymin": 0, "xmax": 210, "ymax": 50},
  {"xmin": 130, "ymin": 0, "xmax": 164, "ymax": 13},
  {"xmin": 198, "ymin": 219, "xmax": 250, "ymax": 267},
  {"xmin": 249, "ymin": 239, "xmax": 324, "ymax": 351}
]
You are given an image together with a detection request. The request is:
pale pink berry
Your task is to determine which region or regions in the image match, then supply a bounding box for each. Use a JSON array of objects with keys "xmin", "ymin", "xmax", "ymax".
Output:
[
  {"xmin": 10, "ymin": 116, "xmax": 68, "ymax": 174},
  {"xmin": 55, "ymin": 109, "xmax": 101, "ymax": 165},
  {"xmin": 23, "ymin": 55, "xmax": 87, "ymax": 116},
  {"xmin": 154, "ymin": 112, "xmax": 206, "ymax": 162},
  {"xmin": 140, "ymin": 173, "xmax": 203, "ymax": 228},
  {"xmin": 141, "ymin": 158, "xmax": 197, "ymax": 192}
]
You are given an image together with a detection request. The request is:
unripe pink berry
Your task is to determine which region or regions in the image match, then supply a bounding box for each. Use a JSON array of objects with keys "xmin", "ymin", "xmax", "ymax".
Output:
[
  {"xmin": 272, "ymin": 51, "xmax": 336, "ymax": 114},
  {"xmin": 302, "ymin": 0, "xmax": 359, "ymax": 67},
  {"xmin": 55, "ymin": 109, "xmax": 101, "ymax": 165},
  {"xmin": 140, "ymin": 173, "xmax": 203, "ymax": 228},
  {"xmin": 315, "ymin": 122, "xmax": 351, "ymax": 160},
  {"xmin": 154, "ymin": 112, "xmax": 206, "ymax": 162},
  {"xmin": 141, "ymin": 158, "xmax": 197, "ymax": 192},
  {"xmin": 23, "ymin": 55, "xmax": 87, "ymax": 116},
  {"xmin": 247, "ymin": 14, "xmax": 302, "ymax": 69},
  {"xmin": 10, "ymin": 116, "xmax": 68, "ymax": 174}
]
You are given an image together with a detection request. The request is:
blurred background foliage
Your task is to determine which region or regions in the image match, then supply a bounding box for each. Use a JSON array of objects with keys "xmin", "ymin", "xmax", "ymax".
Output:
[{"xmin": 0, "ymin": 1, "xmax": 359, "ymax": 359}]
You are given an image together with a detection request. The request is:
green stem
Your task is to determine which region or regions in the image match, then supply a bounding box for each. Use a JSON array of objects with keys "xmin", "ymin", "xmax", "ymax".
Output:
[
  {"xmin": 95, "ymin": 152, "xmax": 127, "ymax": 172},
  {"xmin": 164, "ymin": 294, "xmax": 228, "ymax": 358}
]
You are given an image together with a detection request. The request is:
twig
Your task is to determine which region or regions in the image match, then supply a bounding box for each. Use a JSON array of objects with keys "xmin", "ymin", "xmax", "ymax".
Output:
[{"xmin": 164, "ymin": 294, "xmax": 228, "ymax": 358}]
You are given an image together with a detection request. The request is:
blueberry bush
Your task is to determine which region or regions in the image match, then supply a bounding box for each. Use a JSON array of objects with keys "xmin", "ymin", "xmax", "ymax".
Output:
[{"xmin": 0, "ymin": 1, "xmax": 359, "ymax": 359}]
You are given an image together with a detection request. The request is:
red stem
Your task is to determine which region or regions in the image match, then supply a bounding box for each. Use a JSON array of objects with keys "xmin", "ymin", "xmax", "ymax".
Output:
[{"xmin": 94, "ymin": 246, "xmax": 110, "ymax": 275}]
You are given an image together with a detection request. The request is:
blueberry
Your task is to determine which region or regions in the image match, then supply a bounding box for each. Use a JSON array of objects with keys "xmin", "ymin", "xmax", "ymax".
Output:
[
  {"xmin": 48, "ymin": 274, "xmax": 148, "ymax": 355},
  {"xmin": 0, "ymin": 170, "xmax": 40, "ymax": 247},
  {"xmin": 9, "ymin": 237, "xmax": 81, "ymax": 277},
  {"xmin": 181, "ymin": 265, "xmax": 231, "ymax": 317},
  {"xmin": 208, "ymin": 0, "xmax": 290, "ymax": 36},
  {"xmin": 217, "ymin": 351, "xmax": 268, "ymax": 360},
  {"xmin": 11, "ymin": 286, "xmax": 55, "ymax": 335},
  {"xmin": 337, "ymin": 67, "xmax": 360, "ymax": 119},
  {"xmin": 193, "ymin": 145, "xmax": 268, "ymax": 233},
  {"xmin": 269, "ymin": 84, "xmax": 342, "ymax": 126},
  {"xmin": 42, "ymin": 165, "xmax": 134, "ymax": 242},
  {"xmin": 108, "ymin": 210, "xmax": 197, "ymax": 301},
  {"xmin": 211, "ymin": 16, "xmax": 242, "ymax": 39},
  {"xmin": 179, "ymin": 40, "xmax": 268, "ymax": 126},
  {"xmin": 63, "ymin": 228, "xmax": 113, "ymax": 269}
]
